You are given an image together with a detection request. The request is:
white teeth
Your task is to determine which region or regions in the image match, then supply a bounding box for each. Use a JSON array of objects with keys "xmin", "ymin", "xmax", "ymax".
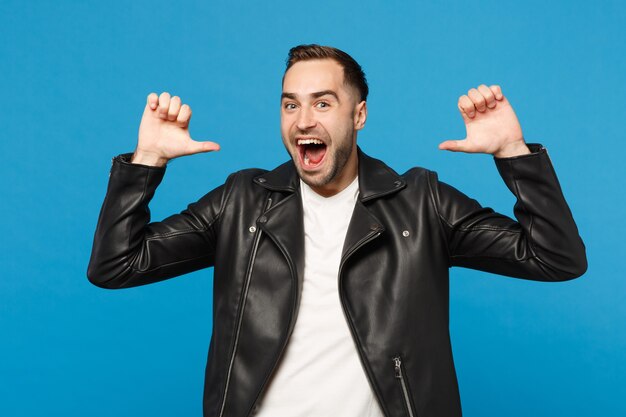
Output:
[{"xmin": 297, "ymin": 138, "xmax": 324, "ymax": 145}]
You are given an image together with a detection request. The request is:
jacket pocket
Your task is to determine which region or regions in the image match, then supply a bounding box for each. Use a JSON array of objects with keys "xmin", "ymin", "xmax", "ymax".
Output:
[{"xmin": 393, "ymin": 355, "xmax": 417, "ymax": 417}]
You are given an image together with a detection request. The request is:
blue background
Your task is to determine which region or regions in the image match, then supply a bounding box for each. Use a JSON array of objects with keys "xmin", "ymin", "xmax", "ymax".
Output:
[{"xmin": 1, "ymin": 0, "xmax": 624, "ymax": 415}]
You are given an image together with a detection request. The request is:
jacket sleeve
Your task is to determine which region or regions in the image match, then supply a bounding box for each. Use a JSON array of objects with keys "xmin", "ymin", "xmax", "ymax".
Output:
[
  {"xmin": 86, "ymin": 153, "xmax": 230, "ymax": 289},
  {"xmin": 430, "ymin": 143, "xmax": 587, "ymax": 281}
]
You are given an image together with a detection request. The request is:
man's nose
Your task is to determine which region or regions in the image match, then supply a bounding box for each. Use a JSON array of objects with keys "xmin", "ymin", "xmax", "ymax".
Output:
[{"xmin": 296, "ymin": 108, "xmax": 317, "ymax": 130}]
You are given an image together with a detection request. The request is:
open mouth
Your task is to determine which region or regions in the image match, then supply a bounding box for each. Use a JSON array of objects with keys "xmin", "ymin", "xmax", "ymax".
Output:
[{"xmin": 297, "ymin": 138, "xmax": 327, "ymax": 169}]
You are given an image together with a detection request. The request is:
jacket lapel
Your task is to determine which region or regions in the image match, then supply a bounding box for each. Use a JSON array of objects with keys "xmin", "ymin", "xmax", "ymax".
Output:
[
  {"xmin": 341, "ymin": 200, "xmax": 385, "ymax": 263},
  {"xmin": 342, "ymin": 148, "xmax": 405, "ymax": 262},
  {"xmin": 258, "ymin": 193, "xmax": 305, "ymax": 294},
  {"xmin": 253, "ymin": 147, "xmax": 406, "ymax": 282},
  {"xmin": 253, "ymin": 161, "xmax": 305, "ymax": 305}
]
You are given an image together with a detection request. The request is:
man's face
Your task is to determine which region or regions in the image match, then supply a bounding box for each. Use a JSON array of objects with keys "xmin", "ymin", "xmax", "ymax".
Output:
[{"xmin": 281, "ymin": 59, "xmax": 366, "ymax": 196}]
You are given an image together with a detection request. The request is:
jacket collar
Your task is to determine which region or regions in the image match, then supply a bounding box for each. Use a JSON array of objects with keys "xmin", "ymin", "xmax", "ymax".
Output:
[{"xmin": 253, "ymin": 146, "xmax": 406, "ymax": 202}]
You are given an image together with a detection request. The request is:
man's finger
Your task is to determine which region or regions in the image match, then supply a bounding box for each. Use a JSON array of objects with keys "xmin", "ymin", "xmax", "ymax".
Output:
[
  {"xmin": 438, "ymin": 139, "xmax": 469, "ymax": 152},
  {"xmin": 158, "ymin": 92, "xmax": 171, "ymax": 120},
  {"xmin": 177, "ymin": 104, "xmax": 192, "ymax": 127},
  {"xmin": 458, "ymin": 95, "xmax": 475, "ymax": 119},
  {"xmin": 490, "ymin": 85, "xmax": 503, "ymax": 100},
  {"xmin": 467, "ymin": 88, "xmax": 486, "ymax": 112},
  {"xmin": 478, "ymin": 84, "xmax": 496, "ymax": 109},
  {"xmin": 168, "ymin": 96, "xmax": 182, "ymax": 122},
  {"xmin": 147, "ymin": 92, "xmax": 158, "ymax": 110},
  {"xmin": 186, "ymin": 139, "xmax": 221, "ymax": 155}
]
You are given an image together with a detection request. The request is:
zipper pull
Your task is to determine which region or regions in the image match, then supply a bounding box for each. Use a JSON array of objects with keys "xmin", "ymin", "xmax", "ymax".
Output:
[{"xmin": 393, "ymin": 356, "xmax": 402, "ymax": 378}]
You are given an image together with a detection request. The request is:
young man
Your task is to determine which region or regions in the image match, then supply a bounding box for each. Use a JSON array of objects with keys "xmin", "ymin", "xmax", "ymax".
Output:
[{"xmin": 88, "ymin": 44, "xmax": 586, "ymax": 417}]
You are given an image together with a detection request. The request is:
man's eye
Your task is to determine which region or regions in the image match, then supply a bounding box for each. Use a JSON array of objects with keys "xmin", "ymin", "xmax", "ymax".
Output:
[
  {"xmin": 284, "ymin": 103, "xmax": 296, "ymax": 110},
  {"xmin": 316, "ymin": 102, "xmax": 329, "ymax": 108}
]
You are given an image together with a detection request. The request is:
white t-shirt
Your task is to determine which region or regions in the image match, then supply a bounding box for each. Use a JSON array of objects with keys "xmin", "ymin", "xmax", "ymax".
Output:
[{"xmin": 253, "ymin": 176, "xmax": 384, "ymax": 416}]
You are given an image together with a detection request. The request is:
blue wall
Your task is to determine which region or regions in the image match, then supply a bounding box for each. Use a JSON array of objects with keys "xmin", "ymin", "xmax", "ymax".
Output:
[{"xmin": 1, "ymin": 0, "xmax": 624, "ymax": 415}]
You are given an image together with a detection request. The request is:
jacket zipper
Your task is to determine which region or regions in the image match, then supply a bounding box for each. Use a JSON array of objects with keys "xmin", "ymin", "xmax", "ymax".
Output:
[
  {"xmin": 393, "ymin": 356, "xmax": 415, "ymax": 417},
  {"xmin": 337, "ymin": 229, "xmax": 386, "ymax": 413},
  {"xmin": 218, "ymin": 197, "xmax": 272, "ymax": 417},
  {"xmin": 246, "ymin": 221, "xmax": 300, "ymax": 416}
]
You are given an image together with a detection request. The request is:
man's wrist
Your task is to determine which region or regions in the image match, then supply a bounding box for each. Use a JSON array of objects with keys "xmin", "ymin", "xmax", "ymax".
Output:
[
  {"xmin": 493, "ymin": 141, "xmax": 531, "ymax": 159},
  {"xmin": 131, "ymin": 151, "xmax": 169, "ymax": 167}
]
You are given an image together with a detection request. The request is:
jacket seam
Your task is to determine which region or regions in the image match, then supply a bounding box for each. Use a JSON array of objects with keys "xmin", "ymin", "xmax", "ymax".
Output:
[
  {"xmin": 127, "ymin": 170, "xmax": 229, "ymax": 274},
  {"xmin": 450, "ymin": 254, "xmax": 572, "ymax": 277},
  {"xmin": 507, "ymin": 159, "xmax": 538, "ymax": 259},
  {"xmin": 437, "ymin": 220, "xmax": 523, "ymax": 234},
  {"xmin": 451, "ymin": 254, "xmax": 533, "ymax": 262},
  {"xmin": 141, "ymin": 172, "xmax": 235, "ymax": 244},
  {"xmin": 505, "ymin": 159, "xmax": 577, "ymax": 277},
  {"xmin": 426, "ymin": 170, "xmax": 453, "ymax": 266},
  {"xmin": 143, "ymin": 228, "xmax": 207, "ymax": 240},
  {"xmin": 216, "ymin": 171, "xmax": 239, "ymax": 232},
  {"xmin": 124, "ymin": 166, "xmax": 153, "ymax": 275},
  {"xmin": 433, "ymin": 195, "xmax": 521, "ymax": 234},
  {"xmin": 129, "ymin": 253, "xmax": 213, "ymax": 274}
]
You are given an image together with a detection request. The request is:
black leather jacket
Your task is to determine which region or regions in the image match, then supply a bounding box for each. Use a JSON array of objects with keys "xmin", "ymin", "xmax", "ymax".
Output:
[{"xmin": 87, "ymin": 144, "xmax": 586, "ymax": 417}]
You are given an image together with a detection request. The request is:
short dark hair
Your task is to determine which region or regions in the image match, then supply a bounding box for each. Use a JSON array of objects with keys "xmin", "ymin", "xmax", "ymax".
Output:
[{"xmin": 283, "ymin": 44, "xmax": 369, "ymax": 102}]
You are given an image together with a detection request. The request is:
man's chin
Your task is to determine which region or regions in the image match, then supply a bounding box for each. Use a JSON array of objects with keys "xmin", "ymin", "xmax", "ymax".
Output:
[{"xmin": 296, "ymin": 169, "xmax": 328, "ymax": 188}]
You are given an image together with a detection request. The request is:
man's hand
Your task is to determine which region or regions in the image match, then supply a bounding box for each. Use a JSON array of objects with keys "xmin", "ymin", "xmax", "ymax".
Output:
[
  {"xmin": 132, "ymin": 92, "xmax": 220, "ymax": 167},
  {"xmin": 438, "ymin": 85, "xmax": 530, "ymax": 158}
]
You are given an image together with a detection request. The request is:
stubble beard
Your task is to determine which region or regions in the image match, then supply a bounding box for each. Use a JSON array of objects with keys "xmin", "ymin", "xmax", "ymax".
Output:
[{"xmin": 287, "ymin": 131, "xmax": 354, "ymax": 190}]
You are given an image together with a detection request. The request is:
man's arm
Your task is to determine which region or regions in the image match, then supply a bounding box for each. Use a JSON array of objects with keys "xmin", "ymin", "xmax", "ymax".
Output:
[
  {"xmin": 433, "ymin": 85, "xmax": 587, "ymax": 280},
  {"xmin": 87, "ymin": 156, "xmax": 231, "ymax": 288},
  {"xmin": 431, "ymin": 144, "xmax": 587, "ymax": 281},
  {"xmin": 86, "ymin": 92, "xmax": 225, "ymax": 288}
]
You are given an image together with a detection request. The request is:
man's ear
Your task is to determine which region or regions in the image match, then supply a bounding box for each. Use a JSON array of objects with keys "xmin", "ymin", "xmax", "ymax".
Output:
[{"xmin": 354, "ymin": 100, "xmax": 367, "ymax": 130}]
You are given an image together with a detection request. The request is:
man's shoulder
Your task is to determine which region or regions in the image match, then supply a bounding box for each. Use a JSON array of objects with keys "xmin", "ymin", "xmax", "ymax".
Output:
[
  {"xmin": 222, "ymin": 158, "xmax": 296, "ymax": 193},
  {"xmin": 223, "ymin": 167, "xmax": 269, "ymax": 191},
  {"xmin": 228, "ymin": 167, "xmax": 271, "ymax": 180},
  {"xmin": 359, "ymin": 148, "xmax": 435, "ymax": 182},
  {"xmin": 401, "ymin": 165, "xmax": 435, "ymax": 180}
]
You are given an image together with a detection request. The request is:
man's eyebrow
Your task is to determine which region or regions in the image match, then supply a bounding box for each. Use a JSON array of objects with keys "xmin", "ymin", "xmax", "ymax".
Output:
[
  {"xmin": 281, "ymin": 90, "xmax": 340, "ymax": 101},
  {"xmin": 311, "ymin": 90, "xmax": 339, "ymax": 100}
]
